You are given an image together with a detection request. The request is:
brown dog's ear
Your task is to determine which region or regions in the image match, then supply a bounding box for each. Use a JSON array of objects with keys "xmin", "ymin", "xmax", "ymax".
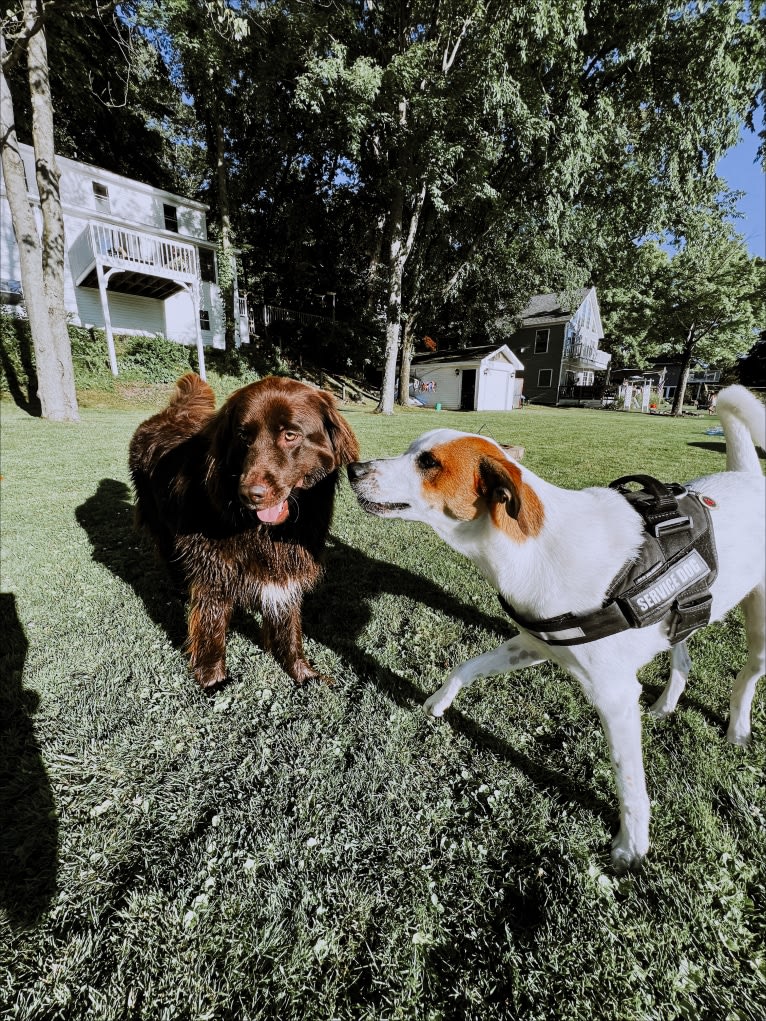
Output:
[
  {"xmin": 202, "ymin": 387, "xmax": 254, "ymax": 511},
  {"xmin": 319, "ymin": 392, "xmax": 360, "ymax": 466},
  {"xmin": 477, "ymin": 455, "xmax": 521, "ymax": 519}
]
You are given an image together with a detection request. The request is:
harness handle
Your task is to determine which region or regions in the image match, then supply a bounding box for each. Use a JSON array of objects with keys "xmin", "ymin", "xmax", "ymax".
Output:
[
  {"xmin": 609, "ymin": 474, "xmax": 682, "ymax": 508},
  {"xmin": 609, "ymin": 474, "xmax": 690, "ymax": 536}
]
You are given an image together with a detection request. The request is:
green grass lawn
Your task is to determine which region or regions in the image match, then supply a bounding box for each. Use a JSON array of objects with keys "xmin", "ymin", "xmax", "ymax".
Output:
[{"xmin": 1, "ymin": 393, "xmax": 764, "ymax": 1021}]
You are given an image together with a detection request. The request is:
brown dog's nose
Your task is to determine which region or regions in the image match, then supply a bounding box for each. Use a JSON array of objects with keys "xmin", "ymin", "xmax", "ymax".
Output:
[{"xmin": 242, "ymin": 483, "xmax": 268, "ymax": 503}]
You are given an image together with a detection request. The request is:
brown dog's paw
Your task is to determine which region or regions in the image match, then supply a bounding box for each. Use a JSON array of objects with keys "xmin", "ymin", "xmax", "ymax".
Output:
[
  {"xmin": 290, "ymin": 660, "xmax": 334, "ymax": 687},
  {"xmin": 194, "ymin": 665, "xmax": 229, "ymax": 693}
]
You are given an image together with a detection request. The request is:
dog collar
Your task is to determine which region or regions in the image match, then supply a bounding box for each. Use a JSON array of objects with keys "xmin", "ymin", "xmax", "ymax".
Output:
[{"xmin": 499, "ymin": 475, "xmax": 719, "ymax": 647}]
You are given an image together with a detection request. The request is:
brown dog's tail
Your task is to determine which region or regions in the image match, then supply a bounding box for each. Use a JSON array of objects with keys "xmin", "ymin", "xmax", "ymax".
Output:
[{"xmin": 169, "ymin": 372, "xmax": 217, "ymax": 415}]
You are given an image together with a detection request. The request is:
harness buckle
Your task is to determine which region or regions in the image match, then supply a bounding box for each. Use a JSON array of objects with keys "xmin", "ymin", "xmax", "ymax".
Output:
[
  {"xmin": 668, "ymin": 592, "xmax": 713, "ymax": 644},
  {"xmin": 653, "ymin": 515, "xmax": 692, "ymax": 538}
]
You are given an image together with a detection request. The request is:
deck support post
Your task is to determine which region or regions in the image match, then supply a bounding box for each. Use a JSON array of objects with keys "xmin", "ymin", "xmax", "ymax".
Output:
[{"xmin": 95, "ymin": 259, "xmax": 119, "ymax": 376}]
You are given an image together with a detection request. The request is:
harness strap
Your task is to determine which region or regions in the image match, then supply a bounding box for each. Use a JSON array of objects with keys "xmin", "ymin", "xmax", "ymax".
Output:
[{"xmin": 497, "ymin": 592, "xmax": 631, "ymax": 646}]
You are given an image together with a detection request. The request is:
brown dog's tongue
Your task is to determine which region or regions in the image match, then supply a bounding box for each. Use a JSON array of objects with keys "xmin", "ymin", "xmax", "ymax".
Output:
[{"xmin": 256, "ymin": 500, "xmax": 289, "ymax": 525}]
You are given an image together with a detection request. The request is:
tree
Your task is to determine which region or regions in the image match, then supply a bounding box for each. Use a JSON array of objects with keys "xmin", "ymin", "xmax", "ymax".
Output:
[
  {"xmin": 661, "ymin": 226, "xmax": 761, "ymax": 414},
  {"xmin": 136, "ymin": 0, "xmax": 250, "ymax": 351},
  {"xmin": 602, "ymin": 223, "xmax": 761, "ymax": 414},
  {"xmin": 6, "ymin": 1, "xmax": 190, "ymax": 191},
  {"xmin": 293, "ymin": 0, "xmax": 764, "ymax": 412},
  {"xmin": 1, "ymin": 1, "xmax": 78, "ymax": 421}
]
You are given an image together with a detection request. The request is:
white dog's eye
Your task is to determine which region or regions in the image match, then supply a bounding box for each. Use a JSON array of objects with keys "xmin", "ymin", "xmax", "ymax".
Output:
[{"xmin": 417, "ymin": 451, "xmax": 441, "ymax": 471}]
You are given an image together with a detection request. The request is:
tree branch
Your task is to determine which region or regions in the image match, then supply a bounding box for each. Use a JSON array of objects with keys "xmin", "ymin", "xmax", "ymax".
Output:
[{"xmin": 442, "ymin": 15, "xmax": 472, "ymax": 73}]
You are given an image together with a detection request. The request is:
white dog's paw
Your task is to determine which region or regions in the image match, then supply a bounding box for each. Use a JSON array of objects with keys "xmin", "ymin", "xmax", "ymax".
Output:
[
  {"xmin": 610, "ymin": 832, "xmax": 648, "ymax": 874},
  {"xmin": 647, "ymin": 698, "xmax": 672, "ymax": 720},
  {"xmin": 423, "ymin": 691, "xmax": 449, "ymax": 718},
  {"xmin": 726, "ymin": 725, "xmax": 751, "ymax": 748}
]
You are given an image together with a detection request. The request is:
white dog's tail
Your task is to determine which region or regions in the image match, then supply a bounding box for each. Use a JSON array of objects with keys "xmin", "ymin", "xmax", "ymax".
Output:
[{"xmin": 717, "ymin": 385, "xmax": 766, "ymax": 475}]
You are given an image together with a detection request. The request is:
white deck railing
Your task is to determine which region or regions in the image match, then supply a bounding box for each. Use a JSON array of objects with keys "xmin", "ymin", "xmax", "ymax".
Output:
[
  {"xmin": 563, "ymin": 341, "xmax": 611, "ymax": 370},
  {"xmin": 70, "ymin": 222, "xmax": 198, "ymax": 284}
]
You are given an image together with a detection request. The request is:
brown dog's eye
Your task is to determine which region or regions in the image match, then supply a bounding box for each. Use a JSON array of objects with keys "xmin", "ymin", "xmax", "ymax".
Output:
[
  {"xmin": 417, "ymin": 451, "xmax": 440, "ymax": 471},
  {"xmin": 236, "ymin": 427, "xmax": 249, "ymax": 443},
  {"xmin": 283, "ymin": 430, "xmax": 299, "ymax": 442}
]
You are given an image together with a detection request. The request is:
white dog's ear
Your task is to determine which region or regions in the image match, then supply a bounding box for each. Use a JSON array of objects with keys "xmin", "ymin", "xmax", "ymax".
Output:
[{"xmin": 478, "ymin": 456, "xmax": 521, "ymax": 518}]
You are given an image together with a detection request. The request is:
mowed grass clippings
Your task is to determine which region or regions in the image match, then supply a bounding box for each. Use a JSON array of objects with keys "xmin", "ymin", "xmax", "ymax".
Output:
[{"xmin": 1, "ymin": 395, "xmax": 765, "ymax": 1021}]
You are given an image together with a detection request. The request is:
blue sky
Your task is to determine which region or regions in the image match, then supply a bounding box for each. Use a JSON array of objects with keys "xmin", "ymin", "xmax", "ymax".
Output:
[{"xmin": 717, "ymin": 112, "xmax": 765, "ymax": 259}]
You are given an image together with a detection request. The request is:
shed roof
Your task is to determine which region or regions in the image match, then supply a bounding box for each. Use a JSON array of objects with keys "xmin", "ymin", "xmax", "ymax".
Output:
[{"xmin": 411, "ymin": 344, "xmax": 523, "ymax": 369}]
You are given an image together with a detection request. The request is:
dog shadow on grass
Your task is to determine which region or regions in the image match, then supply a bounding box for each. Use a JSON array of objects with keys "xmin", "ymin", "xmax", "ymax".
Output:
[
  {"xmin": 76, "ymin": 478, "xmax": 615, "ymax": 830},
  {"xmin": 0, "ymin": 593, "xmax": 59, "ymax": 929}
]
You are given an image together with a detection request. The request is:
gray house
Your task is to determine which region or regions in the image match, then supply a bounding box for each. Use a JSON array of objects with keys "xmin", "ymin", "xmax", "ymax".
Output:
[{"xmin": 505, "ymin": 287, "xmax": 611, "ymax": 405}]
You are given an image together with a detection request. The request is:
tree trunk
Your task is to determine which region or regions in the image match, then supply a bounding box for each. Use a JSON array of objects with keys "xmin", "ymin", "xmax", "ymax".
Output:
[
  {"xmin": 25, "ymin": 0, "xmax": 78, "ymax": 420},
  {"xmin": 670, "ymin": 328, "xmax": 695, "ymax": 416},
  {"xmin": 214, "ymin": 117, "xmax": 236, "ymax": 351},
  {"xmin": 1, "ymin": 28, "xmax": 71, "ymax": 420},
  {"xmin": 397, "ymin": 315, "xmax": 417, "ymax": 406},
  {"xmin": 376, "ymin": 176, "xmax": 405, "ymax": 415}
]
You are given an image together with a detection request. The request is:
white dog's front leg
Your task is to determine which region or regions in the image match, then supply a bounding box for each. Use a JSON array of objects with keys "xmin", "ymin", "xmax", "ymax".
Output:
[
  {"xmin": 585, "ymin": 675, "xmax": 650, "ymax": 871},
  {"xmin": 423, "ymin": 637, "xmax": 546, "ymax": 717}
]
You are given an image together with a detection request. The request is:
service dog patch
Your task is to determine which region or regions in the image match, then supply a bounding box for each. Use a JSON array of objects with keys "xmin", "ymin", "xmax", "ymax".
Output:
[{"xmin": 625, "ymin": 549, "xmax": 710, "ymax": 619}]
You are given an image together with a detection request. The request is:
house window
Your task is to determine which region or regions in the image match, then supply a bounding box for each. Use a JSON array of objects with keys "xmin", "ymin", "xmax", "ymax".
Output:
[
  {"xmin": 534, "ymin": 329, "xmax": 549, "ymax": 354},
  {"xmin": 538, "ymin": 368, "xmax": 553, "ymax": 388},
  {"xmin": 92, "ymin": 181, "xmax": 110, "ymax": 213},
  {"xmin": 199, "ymin": 309, "xmax": 211, "ymax": 331},
  {"xmin": 163, "ymin": 203, "xmax": 179, "ymax": 232},
  {"xmin": 199, "ymin": 249, "xmax": 216, "ymax": 282}
]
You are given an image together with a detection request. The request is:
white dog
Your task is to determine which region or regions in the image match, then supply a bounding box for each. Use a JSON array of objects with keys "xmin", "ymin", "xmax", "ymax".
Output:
[{"xmin": 348, "ymin": 385, "xmax": 765, "ymax": 870}]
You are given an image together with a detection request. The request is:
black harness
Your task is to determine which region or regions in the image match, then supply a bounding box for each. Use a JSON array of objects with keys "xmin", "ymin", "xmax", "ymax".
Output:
[{"xmin": 498, "ymin": 475, "xmax": 719, "ymax": 647}]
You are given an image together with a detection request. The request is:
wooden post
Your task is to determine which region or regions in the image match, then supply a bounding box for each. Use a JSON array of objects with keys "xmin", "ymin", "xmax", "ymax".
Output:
[
  {"xmin": 95, "ymin": 260, "xmax": 119, "ymax": 376},
  {"xmin": 190, "ymin": 280, "xmax": 206, "ymax": 381}
]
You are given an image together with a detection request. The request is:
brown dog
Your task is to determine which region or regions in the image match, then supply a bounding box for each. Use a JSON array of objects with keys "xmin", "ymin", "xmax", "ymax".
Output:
[{"xmin": 128, "ymin": 373, "xmax": 359, "ymax": 689}]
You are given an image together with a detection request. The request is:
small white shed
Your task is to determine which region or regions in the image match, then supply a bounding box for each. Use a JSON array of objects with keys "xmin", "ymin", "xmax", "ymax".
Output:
[{"xmin": 410, "ymin": 345, "xmax": 524, "ymax": 411}]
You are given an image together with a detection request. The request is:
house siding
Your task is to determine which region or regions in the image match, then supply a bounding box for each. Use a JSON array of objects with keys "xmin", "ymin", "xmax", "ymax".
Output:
[
  {"xmin": 73, "ymin": 287, "xmax": 166, "ymax": 337},
  {"xmin": 412, "ymin": 365, "xmax": 463, "ymax": 409},
  {"xmin": 510, "ymin": 323, "xmax": 566, "ymax": 404}
]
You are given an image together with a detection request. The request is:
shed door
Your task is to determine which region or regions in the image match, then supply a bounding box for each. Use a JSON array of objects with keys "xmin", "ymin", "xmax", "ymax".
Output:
[
  {"xmin": 460, "ymin": 369, "xmax": 476, "ymax": 410},
  {"xmin": 483, "ymin": 368, "xmax": 513, "ymax": 410}
]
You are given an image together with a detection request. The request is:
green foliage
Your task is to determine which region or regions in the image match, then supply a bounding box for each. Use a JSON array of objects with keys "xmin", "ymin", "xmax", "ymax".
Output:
[
  {"xmin": 114, "ymin": 333, "xmax": 196, "ymax": 383},
  {"xmin": 4, "ymin": 0, "xmax": 196, "ymax": 193},
  {"xmin": 0, "ymin": 314, "xmax": 32, "ymax": 390},
  {"xmin": 0, "ymin": 315, "xmax": 201, "ymax": 397},
  {"xmin": 600, "ymin": 221, "xmax": 762, "ymax": 383}
]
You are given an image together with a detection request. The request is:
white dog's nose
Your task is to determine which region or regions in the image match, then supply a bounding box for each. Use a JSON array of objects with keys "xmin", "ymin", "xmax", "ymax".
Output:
[{"xmin": 347, "ymin": 461, "xmax": 374, "ymax": 482}]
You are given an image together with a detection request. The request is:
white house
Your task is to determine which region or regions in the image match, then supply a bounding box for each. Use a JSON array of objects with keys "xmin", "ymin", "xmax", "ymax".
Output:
[
  {"xmin": 0, "ymin": 144, "xmax": 250, "ymax": 377},
  {"xmin": 410, "ymin": 344, "xmax": 524, "ymax": 411}
]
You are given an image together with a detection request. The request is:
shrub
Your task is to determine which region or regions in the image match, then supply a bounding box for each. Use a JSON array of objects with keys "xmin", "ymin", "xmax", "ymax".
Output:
[
  {"xmin": 0, "ymin": 315, "xmax": 202, "ymax": 397},
  {"xmin": 0, "ymin": 313, "xmax": 32, "ymax": 392},
  {"xmin": 114, "ymin": 333, "xmax": 195, "ymax": 383}
]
